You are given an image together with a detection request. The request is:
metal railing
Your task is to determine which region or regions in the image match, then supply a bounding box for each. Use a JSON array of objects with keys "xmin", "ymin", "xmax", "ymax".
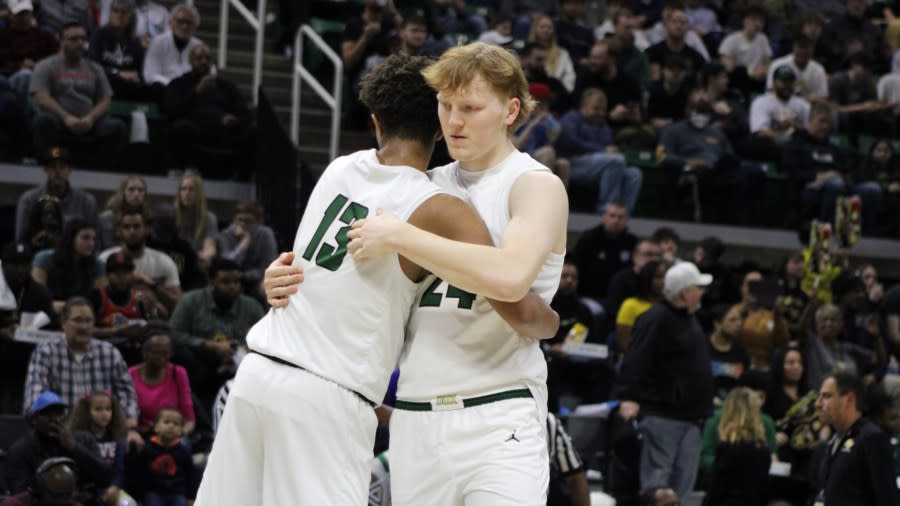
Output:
[
  {"xmin": 217, "ymin": 0, "xmax": 266, "ymax": 105},
  {"xmin": 291, "ymin": 24, "xmax": 342, "ymax": 161}
]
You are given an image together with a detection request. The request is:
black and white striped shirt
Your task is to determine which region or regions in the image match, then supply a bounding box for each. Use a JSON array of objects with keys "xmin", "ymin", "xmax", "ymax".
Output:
[{"xmin": 547, "ymin": 413, "xmax": 584, "ymax": 477}]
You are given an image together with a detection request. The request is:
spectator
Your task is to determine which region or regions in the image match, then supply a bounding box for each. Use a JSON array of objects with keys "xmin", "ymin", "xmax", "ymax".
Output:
[
  {"xmin": 128, "ymin": 333, "xmax": 195, "ymax": 434},
  {"xmin": 684, "ymin": 0, "xmax": 720, "ymax": 49},
  {"xmin": 652, "ymin": 226, "xmax": 681, "ymax": 264},
  {"xmin": 707, "ymin": 304, "xmax": 751, "ymax": 404},
  {"xmin": 616, "ymin": 261, "xmax": 714, "ymax": 500},
  {"xmin": 803, "ymin": 304, "xmax": 880, "ymax": 390},
  {"xmin": 0, "ymin": 0, "xmax": 58, "ymax": 99},
  {"xmin": 129, "ymin": 407, "xmax": 195, "ymax": 505},
  {"xmin": 99, "ymin": 209, "xmax": 182, "ymax": 312},
  {"xmin": 572, "ymin": 39, "xmax": 643, "ymax": 133},
  {"xmin": 340, "ymin": 0, "xmax": 397, "ymax": 129},
  {"xmin": 765, "ymin": 36, "xmax": 827, "ymax": 101},
  {"xmin": 520, "ymin": 42, "xmax": 571, "ymax": 116},
  {"xmin": 831, "ymin": 271, "xmax": 882, "ymax": 351},
  {"xmin": 31, "ymin": 218, "xmax": 105, "ymax": 314},
  {"xmin": 782, "ymin": 100, "xmax": 855, "ymax": 226},
  {"xmin": 644, "ymin": 4, "xmax": 706, "ymax": 82},
  {"xmin": 774, "ymin": 251, "xmax": 811, "ymax": 341},
  {"xmin": 615, "ymin": 259, "xmax": 665, "ymax": 354},
  {"xmin": 141, "ymin": 4, "xmax": 201, "ymax": 87},
  {"xmin": 33, "ymin": 0, "xmax": 93, "ymax": 34},
  {"xmin": 718, "ymin": 6, "xmax": 770, "ymax": 94},
  {"xmin": 811, "ymin": 370, "xmax": 899, "ymax": 506},
  {"xmin": 478, "ymin": 13, "xmax": 514, "ymax": 46},
  {"xmin": 169, "ymin": 257, "xmax": 264, "ymax": 401},
  {"xmin": 100, "ymin": 0, "xmax": 169, "ymax": 48},
  {"xmin": 644, "ymin": 2, "xmax": 711, "ymax": 61},
  {"xmin": 748, "ymin": 65, "xmax": 810, "ymax": 161},
  {"xmin": 97, "ymin": 175, "xmax": 149, "ymax": 252},
  {"xmin": 701, "ymin": 387, "xmax": 773, "ymax": 506},
  {"xmin": 700, "ymin": 62, "xmax": 748, "ymax": 146},
  {"xmin": 216, "ymin": 201, "xmax": 277, "ymax": 295},
  {"xmin": 0, "ymin": 455, "xmax": 82, "ymax": 506},
  {"xmin": 147, "ymin": 202, "xmax": 206, "ymax": 292},
  {"xmin": 395, "ymin": 15, "xmax": 443, "ymax": 57},
  {"xmin": 22, "ymin": 195, "xmax": 64, "ymax": 253},
  {"xmin": 658, "ymin": 89, "xmax": 765, "ymax": 224},
  {"xmin": 868, "ymin": 377, "xmax": 900, "ymax": 476},
  {"xmin": 89, "ymin": 0, "xmax": 155, "ymax": 102},
  {"xmin": 796, "ymin": 11, "xmax": 837, "ymax": 73},
  {"xmin": 162, "ymin": 43, "xmax": 254, "ymax": 179},
  {"xmin": 733, "ymin": 270, "xmax": 789, "ymax": 370},
  {"xmin": 0, "ymin": 242, "xmax": 56, "ymax": 414},
  {"xmin": 855, "ymin": 138, "xmax": 900, "ymax": 236},
  {"xmin": 512, "ymin": 83, "xmax": 571, "ymax": 188},
  {"xmin": 556, "ymin": 88, "xmax": 643, "ymax": 213},
  {"xmin": 432, "ymin": 0, "xmax": 485, "ymax": 40},
  {"xmin": 23, "ymin": 298, "xmax": 139, "ymax": 428},
  {"xmin": 693, "ymin": 235, "xmax": 739, "ymax": 309},
  {"xmin": 14, "ymin": 146, "xmax": 97, "ymax": 245},
  {"xmin": 555, "ymin": 0, "xmax": 595, "ymax": 64},
  {"xmin": 7, "ymin": 390, "xmax": 114, "ymax": 498},
  {"xmin": 89, "ymin": 252, "xmax": 166, "ymax": 361},
  {"xmin": 546, "ymin": 258, "xmax": 611, "ymax": 412},
  {"xmin": 831, "ymin": 53, "xmax": 893, "ymax": 139},
  {"xmin": 646, "ymin": 54, "xmax": 691, "ymax": 131},
  {"xmin": 67, "ymin": 390, "xmax": 131, "ymax": 506},
  {"xmin": 572, "ymin": 202, "xmax": 637, "ymax": 309},
  {"xmin": 31, "ymin": 23, "xmax": 127, "ymax": 170},
  {"xmin": 765, "ymin": 345, "xmax": 820, "ymax": 475},
  {"xmin": 173, "ymin": 173, "xmax": 218, "ymax": 266},
  {"xmin": 607, "ymin": 239, "xmax": 663, "ymax": 323},
  {"xmin": 827, "ymin": 0, "xmax": 883, "ymax": 72},
  {"xmin": 611, "ymin": 8, "xmax": 650, "ymax": 87},
  {"xmin": 528, "ymin": 13, "xmax": 576, "ymax": 92}
]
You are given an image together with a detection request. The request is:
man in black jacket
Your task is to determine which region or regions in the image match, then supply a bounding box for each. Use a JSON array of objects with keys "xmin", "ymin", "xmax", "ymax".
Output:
[
  {"xmin": 5, "ymin": 391, "xmax": 112, "ymax": 500},
  {"xmin": 811, "ymin": 370, "xmax": 898, "ymax": 506},
  {"xmin": 615, "ymin": 261, "xmax": 713, "ymax": 501},
  {"xmin": 162, "ymin": 43, "xmax": 254, "ymax": 179}
]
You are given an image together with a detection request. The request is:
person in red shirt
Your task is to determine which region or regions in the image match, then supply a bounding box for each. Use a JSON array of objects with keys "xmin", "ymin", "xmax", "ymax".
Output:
[{"xmin": 0, "ymin": 0, "xmax": 59, "ymax": 98}]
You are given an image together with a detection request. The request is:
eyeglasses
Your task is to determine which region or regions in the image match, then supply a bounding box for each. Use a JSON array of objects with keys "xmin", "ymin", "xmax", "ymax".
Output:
[{"xmin": 64, "ymin": 35, "xmax": 87, "ymax": 41}]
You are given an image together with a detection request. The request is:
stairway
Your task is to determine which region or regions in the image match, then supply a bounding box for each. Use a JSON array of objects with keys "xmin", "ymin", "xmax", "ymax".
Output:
[{"xmin": 192, "ymin": 0, "xmax": 374, "ymax": 175}]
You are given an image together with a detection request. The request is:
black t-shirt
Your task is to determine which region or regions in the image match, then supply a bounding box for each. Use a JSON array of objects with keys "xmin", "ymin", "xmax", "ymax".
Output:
[
  {"xmin": 644, "ymin": 41, "xmax": 706, "ymax": 78},
  {"xmin": 88, "ymin": 25, "xmax": 144, "ymax": 76},
  {"xmin": 708, "ymin": 340, "xmax": 751, "ymax": 402},
  {"xmin": 573, "ymin": 225, "xmax": 637, "ymax": 301},
  {"xmin": 146, "ymin": 236, "xmax": 206, "ymax": 291},
  {"xmin": 646, "ymin": 79, "xmax": 690, "ymax": 122},
  {"xmin": 341, "ymin": 12, "xmax": 397, "ymax": 78}
]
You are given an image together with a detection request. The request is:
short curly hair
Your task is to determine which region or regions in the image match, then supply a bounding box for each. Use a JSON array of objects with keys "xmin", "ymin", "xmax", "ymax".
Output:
[{"xmin": 358, "ymin": 54, "xmax": 441, "ymax": 147}]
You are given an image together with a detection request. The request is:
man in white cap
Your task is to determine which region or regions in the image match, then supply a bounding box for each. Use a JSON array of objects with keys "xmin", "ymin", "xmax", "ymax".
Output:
[
  {"xmin": 0, "ymin": 0, "xmax": 59, "ymax": 97},
  {"xmin": 614, "ymin": 261, "xmax": 714, "ymax": 501}
]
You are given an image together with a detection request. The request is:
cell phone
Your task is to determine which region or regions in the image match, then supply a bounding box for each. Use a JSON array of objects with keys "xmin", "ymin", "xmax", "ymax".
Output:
[{"xmin": 748, "ymin": 279, "xmax": 783, "ymax": 309}]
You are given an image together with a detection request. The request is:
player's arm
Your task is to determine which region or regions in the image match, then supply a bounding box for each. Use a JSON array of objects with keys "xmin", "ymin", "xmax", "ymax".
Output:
[
  {"xmin": 410, "ymin": 194, "xmax": 559, "ymax": 340},
  {"xmin": 348, "ymin": 170, "xmax": 568, "ymax": 302},
  {"xmin": 263, "ymin": 252, "xmax": 305, "ymax": 308}
]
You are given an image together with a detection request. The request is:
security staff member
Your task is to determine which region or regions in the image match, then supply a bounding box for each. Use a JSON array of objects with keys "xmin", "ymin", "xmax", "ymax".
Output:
[{"xmin": 811, "ymin": 370, "xmax": 899, "ymax": 506}]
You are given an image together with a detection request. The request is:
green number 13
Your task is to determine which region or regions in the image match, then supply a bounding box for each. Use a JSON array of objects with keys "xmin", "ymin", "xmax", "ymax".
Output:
[{"xmin": 302, "ymin": 194, "xmax": 369, "ymax": 271}]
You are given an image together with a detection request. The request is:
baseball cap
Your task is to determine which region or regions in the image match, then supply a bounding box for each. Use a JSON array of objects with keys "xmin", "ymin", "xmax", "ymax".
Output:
[
  {"xmin": 40, "ymin": 146, "xmax": 71, "ymax": 166},
  {"xmin": 0, "ymin": 241, "xmax": 33, "ymax": 264},
  {"xmin": 29, "ymin": 391, "xmax": 66, "ymax": 415},
  {"xmin": 772, "ymin": 64, "xmax": 796, "ymax": 81},
  {"xmin": 11, "ymin": 0, "xmax": 34, "ymax": 14},
  {"xmin": 664, "ymin": 262, "xmax": 712, "ymax": 294},
  {"xmin": 105, "ymin": 252, "xmax": 135, "ymax": 272},
  {"xmin": 528, "ymin": 82, "xmax": 551, "ymax": 102}
]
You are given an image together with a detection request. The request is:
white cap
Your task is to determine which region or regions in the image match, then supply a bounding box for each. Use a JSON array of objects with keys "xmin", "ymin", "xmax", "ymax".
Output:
[
  {"xmin": 11, "ymin": 0, "xmax": 34, "ymax": 14},
  {"xmin": 664, "ymin": 262, "xmax": 712, "ymax": 294}
]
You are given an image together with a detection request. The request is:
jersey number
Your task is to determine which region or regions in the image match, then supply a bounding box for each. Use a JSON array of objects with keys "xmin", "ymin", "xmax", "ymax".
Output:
[
  {"xmin": 302, "ymin": 194, "xmax": 369, "ymax": 271},
  {"xmin": 419, "ymin": 278, "xmax": 476, "ymax": 310}
]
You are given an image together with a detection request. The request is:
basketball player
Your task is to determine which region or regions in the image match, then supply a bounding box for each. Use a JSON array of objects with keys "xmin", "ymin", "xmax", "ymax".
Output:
[
  {"xmin": 194, "ymin": 54, "xmax": 558, "ymax": 506},
  {"xmin": 266, "ymin": 42, "xmax": 569, "ymax": 505}
]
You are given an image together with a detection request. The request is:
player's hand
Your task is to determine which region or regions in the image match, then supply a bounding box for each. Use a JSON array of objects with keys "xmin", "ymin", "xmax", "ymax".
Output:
[
  {"xmin": 618, "ymin": 400, "xmax": 640, "ymax": 421},
  {"xmin": 347, "ymin": 209, "xmax": 403, "ymax": 260},
  {"xmin": 264, "ymin": 252, "xmax": 303, "ymax": 308}
]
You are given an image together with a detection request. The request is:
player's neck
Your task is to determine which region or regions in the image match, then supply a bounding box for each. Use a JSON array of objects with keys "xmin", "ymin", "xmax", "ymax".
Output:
[
  {"xmin": 458, "ymin": 138, "xmax": 515, "ymax": 173},
  {"xmin": 376, "ymin": 139, "xmax": 434, "ymax": 173}
]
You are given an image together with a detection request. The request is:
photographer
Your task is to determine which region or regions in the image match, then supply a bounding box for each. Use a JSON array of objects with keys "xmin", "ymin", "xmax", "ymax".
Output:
[{"xmin": 733, "ymin": 270, "xmax": 789, "ymax": 371}]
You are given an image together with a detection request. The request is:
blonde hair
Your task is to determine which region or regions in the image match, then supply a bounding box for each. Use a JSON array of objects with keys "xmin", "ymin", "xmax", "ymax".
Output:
[
  {"xmin": 174, "ymin": 173, "xmax": 209, "ymax": 244},
  {"xmin": 527, "ymin": 14, "xmax": 562, "ymax": 81},
  {"xmin": 718, "ymin": 387, "xmax": 767, "ymax": 446},
  {"xmin": 422, "ymin": 41, "xmax": 535, "ymax": 130},
  {"xmin": 104, "ymin": 175, "xmax": 149, "ymax": 217}
]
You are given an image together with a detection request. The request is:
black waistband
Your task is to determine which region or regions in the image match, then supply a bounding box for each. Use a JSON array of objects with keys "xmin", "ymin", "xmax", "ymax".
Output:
[{"xmin": 249, "ymin": 350, "xmax": 377, "ymax": 408}]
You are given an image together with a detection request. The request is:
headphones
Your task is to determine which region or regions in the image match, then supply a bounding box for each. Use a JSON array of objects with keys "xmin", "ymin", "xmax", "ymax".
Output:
[{"xmin": 31, "ymin": 457, "xmax": 78, "ymax": 497}]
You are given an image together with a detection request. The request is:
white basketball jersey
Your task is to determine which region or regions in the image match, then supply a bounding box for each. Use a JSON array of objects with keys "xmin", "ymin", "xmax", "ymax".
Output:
[
  {"xmin": 398, "ymin": 150, "xmax": 565, "ymax": 404},
  {"xmin": 246, "ymin": 149, "xmax": 443, "ymax": 403}
]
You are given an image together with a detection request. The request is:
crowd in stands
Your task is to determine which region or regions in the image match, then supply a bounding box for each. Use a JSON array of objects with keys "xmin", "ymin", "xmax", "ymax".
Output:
[
  {"xmin": 337, "ymin": 0, "xmax": 900, "ymax": 235},
  {"xmin": 0, "ymin": 0, "xmax": 255, "ymax": 177}
]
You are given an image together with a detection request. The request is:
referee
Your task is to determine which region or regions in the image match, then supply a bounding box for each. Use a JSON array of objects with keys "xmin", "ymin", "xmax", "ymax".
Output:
[{"xmin": 548, "ymin": 413, "xmax": 591, "ymax": 506}]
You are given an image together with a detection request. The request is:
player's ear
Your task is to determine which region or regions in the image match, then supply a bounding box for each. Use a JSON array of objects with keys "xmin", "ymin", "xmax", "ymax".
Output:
[{"xmin": 434, "ymin": 130, "xmax": 443, "ymax": 142}]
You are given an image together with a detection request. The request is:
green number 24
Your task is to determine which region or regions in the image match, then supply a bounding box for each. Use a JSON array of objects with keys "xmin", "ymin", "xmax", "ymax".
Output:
[
  {"xmin": 302, "ymin": 194, "xmax": 369, "ymax": 271},
  {"xmin": 419, "ymin": 278, "xmax": 476, "ymax": 310}
]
